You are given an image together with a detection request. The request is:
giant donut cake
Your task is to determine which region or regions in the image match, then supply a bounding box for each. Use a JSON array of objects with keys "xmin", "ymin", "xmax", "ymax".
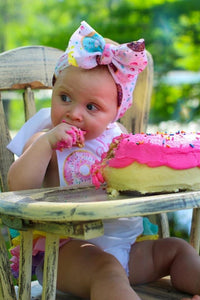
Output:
[{"xmin": 91, "ymin": 132, "xmax": 200, "ymax": 194}]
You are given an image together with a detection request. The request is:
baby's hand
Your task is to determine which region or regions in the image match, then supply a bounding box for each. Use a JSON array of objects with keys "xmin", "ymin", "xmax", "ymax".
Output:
[
  {"xmin": 66, "ymin": 126, "xmax": 86, "ymax": 149},
  {"xmin": 46, "ymin": 121, "xmax": 86, "ymax": 151}
]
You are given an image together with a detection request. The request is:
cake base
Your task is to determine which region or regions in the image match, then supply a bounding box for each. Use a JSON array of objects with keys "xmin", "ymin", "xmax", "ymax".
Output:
[{"xmin": 103, "ymin": 161, "xmax": 200, "ymax": 194}]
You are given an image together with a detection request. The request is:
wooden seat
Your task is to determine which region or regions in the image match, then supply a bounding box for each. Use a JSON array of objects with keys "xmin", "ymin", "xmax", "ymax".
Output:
[{"xmin": 0, "ymin": 46, "xmax": 199, "ymax": 300}]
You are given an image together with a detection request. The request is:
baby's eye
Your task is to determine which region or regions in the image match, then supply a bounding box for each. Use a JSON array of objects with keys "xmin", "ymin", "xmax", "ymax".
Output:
[
  {"xmin": 61, "ymin": 95, "xmax": 71, "ymax": 102},
  {"xmin": 86, "ymin": 103, "xmax": 98, "ymax": 111}
]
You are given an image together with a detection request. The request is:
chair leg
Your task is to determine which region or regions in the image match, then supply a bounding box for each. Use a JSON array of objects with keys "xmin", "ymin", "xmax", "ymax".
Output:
[
  {"xmin": 190, "ymin": 208, "xmax": 200, "ymax": 253},
  {"xmin": 0, "ymin": 229, "xmax": 17, "ymax": 300},
  {"xmin": 0, "ymin": 281, "xmax": 3, "ymax": 299},
  {"xmin": 42, "ymin": 233, "xmax": 59, "ymax": 300},
  {"xmin": 149, "ymin": 213, "xmax": 170, "ymax": 238},
  {"xmin": 18, "ymin": 230, "xmax": 33, "ymax": 300},
  {"xmin": 159, "ymin": 213, "xmax": 170, "ymax": 238}
]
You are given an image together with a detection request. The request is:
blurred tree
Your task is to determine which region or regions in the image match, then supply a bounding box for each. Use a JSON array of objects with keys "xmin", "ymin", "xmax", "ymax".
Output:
[
  {"xmin": 1, "ymin": 0, "xmax": 200, "ymax": 123},
  {"xmin": 150, "ymin": 82, "xmax": 200, "ymax": 123},
  {"xmin": 2, "ymin": 0, "xmax": 199, "ymax": 72},
  {"xmin": 0, "ymin": 0, "xmax": 24, "ymax": 51}
]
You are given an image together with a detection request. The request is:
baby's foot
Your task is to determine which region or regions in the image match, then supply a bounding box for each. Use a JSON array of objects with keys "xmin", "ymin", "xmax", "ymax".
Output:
[{"xmin": 181, "ymin": 295, "xmax": 200, "ymax": 300}]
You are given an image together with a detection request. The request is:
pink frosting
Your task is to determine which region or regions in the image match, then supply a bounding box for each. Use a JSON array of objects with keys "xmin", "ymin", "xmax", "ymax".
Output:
[
  {"xmin": 91, "ymin": 132, "xmax": 200, "ymax": 188},
  {"xmin": 108, "ymin": 132, "xmax": 200, "ymax": 169},
  {"xmin": 53, "ymin": 126, "xmax": 86, "ymax": 151}
]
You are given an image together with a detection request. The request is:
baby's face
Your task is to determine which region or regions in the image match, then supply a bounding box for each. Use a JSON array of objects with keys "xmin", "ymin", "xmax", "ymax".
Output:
[{"xmin": 51, "ymin": 65, "xmax": 118, "ymax": 140}]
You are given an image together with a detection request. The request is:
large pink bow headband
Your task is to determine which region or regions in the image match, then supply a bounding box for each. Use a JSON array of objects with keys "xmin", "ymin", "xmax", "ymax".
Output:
[{"xmin": 54, "ymin": 21, "xmax": 148, "ymax": 121}]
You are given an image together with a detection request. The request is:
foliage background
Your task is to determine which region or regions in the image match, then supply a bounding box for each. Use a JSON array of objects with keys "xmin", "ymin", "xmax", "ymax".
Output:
[{"xmin": 1, "ymin": 0, "xmax": 200, "ymax": 126}]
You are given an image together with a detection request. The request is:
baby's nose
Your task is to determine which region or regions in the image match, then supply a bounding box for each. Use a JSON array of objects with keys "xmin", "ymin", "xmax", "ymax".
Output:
[{"xmin": 69, "ymin": 105, "xmax": 83, "ymax": 121}]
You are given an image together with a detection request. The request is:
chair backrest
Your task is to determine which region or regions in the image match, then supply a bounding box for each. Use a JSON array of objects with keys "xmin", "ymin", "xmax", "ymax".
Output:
[
  {"xmin": 0, "ymin": 46, "xmax": 63, "ymax": 192},
  {"xmin": 121, "ymin": 50, "xmax": 153, "ymax": 133},
  {"xmin": 0, "ymin": 45, "xmax": 153, "ymax": 193}
]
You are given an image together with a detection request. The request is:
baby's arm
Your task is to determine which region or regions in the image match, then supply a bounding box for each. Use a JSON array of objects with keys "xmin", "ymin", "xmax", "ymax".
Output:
[
  {"xmin": 7, "ymin": 122, "xmax": 85, "ymax": 191},
  {"xmin": 7, "ymin": 131, "xmax": 54, "ymax": 191}
]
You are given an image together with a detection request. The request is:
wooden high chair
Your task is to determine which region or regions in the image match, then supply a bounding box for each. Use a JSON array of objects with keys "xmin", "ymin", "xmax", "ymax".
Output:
[{"xmin": 0, "ymin": 46, "xmax": 199, "ymax": 300}]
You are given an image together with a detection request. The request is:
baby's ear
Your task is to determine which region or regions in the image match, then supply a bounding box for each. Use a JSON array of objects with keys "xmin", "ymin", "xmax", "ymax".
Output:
[{"xmin": 52, "ymin": 74, "xmax": 56, "ymax": 86}]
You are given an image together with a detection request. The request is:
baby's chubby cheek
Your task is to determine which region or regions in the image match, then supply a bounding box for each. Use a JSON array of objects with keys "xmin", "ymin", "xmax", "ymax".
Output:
[{"xmin": 84, "ymin": 131, "xmax": 100, "ymax": 141}]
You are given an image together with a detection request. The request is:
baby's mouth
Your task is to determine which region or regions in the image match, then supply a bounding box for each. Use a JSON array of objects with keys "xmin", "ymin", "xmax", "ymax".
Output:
[{"xmin": 62, "ymin": 120, "xmax": 87, "ymax": 133}]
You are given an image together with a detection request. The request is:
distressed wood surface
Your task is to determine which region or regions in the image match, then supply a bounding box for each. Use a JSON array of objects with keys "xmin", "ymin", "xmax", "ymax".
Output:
[
  {"xmin": 2, "ymin": 215, "xmax": 104, "ymax": 239},
  {"xmin": 133, "ymin": 276, "xmax": 192, "ymax": 300},
  {"xmin": 29, "ymin": 277, "xmax": 193, "ymax": 300},
  {"xmin": 153, "ymin": 213, "xmax": 170, "ymax": 238},
  {"xmin": 0, "ymin": 186, "xmax": 200, "ymax": 223},
  {"xmin": 121, "ymin": 51, "xmax": 153, "ymax": 133},
  {"xmin": 23, "ymin": 87, "xmax": 37, "ymax": 121},
  {"xmin": 0, "ymin": 94, "xmax": 14, "ymax": 192},
  {"xmin": 190, "ymin": 208, "xmax": 200, "ymax": 253},
  {"xmin": 0, "ymin": 230, "xmax": 17, "ymax": 299},
  {"xmin": 18, "ymin": 231, "xmax": 33, "ymax": 300},
  {"xmin": 42, "ymin": 233, "xmax": 59, "ymax": 300},
  {"xmin": 0, "ymin": 46, "xmax": 63, "ymax": 90}
]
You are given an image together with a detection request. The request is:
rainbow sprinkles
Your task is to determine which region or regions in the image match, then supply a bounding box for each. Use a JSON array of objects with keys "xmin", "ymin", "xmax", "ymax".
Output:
[{"xmin": 91, "ymin": 132, "xmax": 200, "ymax": 194}]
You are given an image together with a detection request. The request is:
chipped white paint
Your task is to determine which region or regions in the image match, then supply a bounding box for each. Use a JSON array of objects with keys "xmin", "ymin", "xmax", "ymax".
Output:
[
  {"xmin": 42, "ymin": 233, "xmax": 59, "ymax": 300},
  {"xmin": 18, "ymin": 231, "xmax": 33, "ymax": 299},
  {"xmin": 0, "ymin": 229, "xmax": 17, "ymax": 299}
]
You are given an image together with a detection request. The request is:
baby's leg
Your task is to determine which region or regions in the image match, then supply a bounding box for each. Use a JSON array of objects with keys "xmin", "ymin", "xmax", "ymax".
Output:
[
  {"xmin": 129, "ymin": 238, "xmax": 200, "ymax": 295},
  {"xmin": 57, "ymin": 239, "xmax": 141, "ymax": 300}
]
